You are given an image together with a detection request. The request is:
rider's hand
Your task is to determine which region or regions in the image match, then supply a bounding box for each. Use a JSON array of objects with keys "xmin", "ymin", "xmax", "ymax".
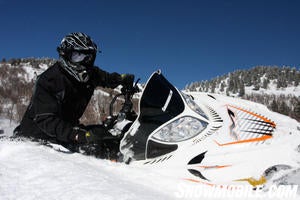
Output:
[
  {"xmin": 121, "ymin": 74, "xmax": 134, "ymax": 90},
  {"xmin": 71, "ymin": 126, "xmax": 102, "ymax": 144}
]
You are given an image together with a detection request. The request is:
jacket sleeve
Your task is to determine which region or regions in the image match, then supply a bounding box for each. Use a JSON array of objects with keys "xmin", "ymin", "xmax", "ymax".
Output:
[
  {"xmin": 31, "ymin": 77, "xmax": 75, "ymax": 143},
  {"xmin": 92, "ymin": 67, "xmax": 123, "ymax": 88}
]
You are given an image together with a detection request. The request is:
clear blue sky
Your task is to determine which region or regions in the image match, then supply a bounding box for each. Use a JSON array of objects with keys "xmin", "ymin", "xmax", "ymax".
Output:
[{"xmin": 1, "ymin": 0, "xmax": 300, "ymax": 89}]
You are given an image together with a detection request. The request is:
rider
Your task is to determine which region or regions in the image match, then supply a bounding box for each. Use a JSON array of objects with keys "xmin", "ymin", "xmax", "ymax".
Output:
[{"xmin": 14, "ymin": 32, "xmax": 134, "ymax": 156}]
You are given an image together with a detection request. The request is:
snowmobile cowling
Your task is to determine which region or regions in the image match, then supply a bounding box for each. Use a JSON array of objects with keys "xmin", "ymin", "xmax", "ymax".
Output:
[{"xmin": 111, "ymin": 70, "xmax": 300, "ymax": 188}]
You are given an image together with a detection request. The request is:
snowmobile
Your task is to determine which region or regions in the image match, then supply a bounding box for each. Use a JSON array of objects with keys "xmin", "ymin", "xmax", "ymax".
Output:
[{"xmin": 104, "ymin": 70, "xmax": 300, "ymax": 188}]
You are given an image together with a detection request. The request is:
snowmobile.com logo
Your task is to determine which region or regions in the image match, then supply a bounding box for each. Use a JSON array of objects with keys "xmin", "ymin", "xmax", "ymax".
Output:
[{"xmin": 175, "ymin": 183, "xmax": 298, "ymax": 199}]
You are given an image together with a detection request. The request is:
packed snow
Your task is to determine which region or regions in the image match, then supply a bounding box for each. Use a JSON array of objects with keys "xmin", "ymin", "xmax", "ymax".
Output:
[{"xmin": 0, "ymin": 118, "xmax": 177, "ymax": 200}]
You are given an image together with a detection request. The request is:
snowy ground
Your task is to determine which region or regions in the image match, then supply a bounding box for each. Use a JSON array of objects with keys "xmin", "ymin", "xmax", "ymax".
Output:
[
  {"xmin": 0, "ymin": 119, "xmax": 177, "ymax": 200},
  {"xmin": 1, "ymin": 112, "xmax": 300, "ymax": 200},
  {"xmin": 1, "ymin": 118, "xmax": 201, "ymax": 200},
  {"xmin": 0, "ymin": 141, "xmax": 177, "ymax": 200}
]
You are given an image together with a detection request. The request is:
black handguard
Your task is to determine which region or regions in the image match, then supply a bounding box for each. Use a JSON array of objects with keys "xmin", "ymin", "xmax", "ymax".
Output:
[
  {"xmin": 103, "ymin": 116, "xmax": 118, "ymax": 130},
  {"xmin": 121, "ymin": 74, "xmax": 134, "ymax": 91},
  {"xmin": 121, "ymin": 77, "xmax": 140, "ymax": 95}
]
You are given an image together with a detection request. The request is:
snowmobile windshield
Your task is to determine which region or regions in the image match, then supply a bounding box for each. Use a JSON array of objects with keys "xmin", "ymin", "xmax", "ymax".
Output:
[
  {"xmin": 139, "ymin": 73, "xmax": 184, "ymax": 125},
  {"xmin": 120, "ymin": 72, "xmax": 185, "ymax": 160}
]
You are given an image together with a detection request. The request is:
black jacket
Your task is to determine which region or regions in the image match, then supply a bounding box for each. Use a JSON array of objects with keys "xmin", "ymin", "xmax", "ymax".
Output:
[{"xmin": 15, "ymin": 62, "xmax": 123, "ymax": 143}]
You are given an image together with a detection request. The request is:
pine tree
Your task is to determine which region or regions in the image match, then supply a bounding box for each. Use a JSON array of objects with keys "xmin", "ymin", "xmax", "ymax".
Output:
[
  {"xmin": 238, "ymin": 80, "xmax": 245, "ymax": 97},
  {"xmin": 270, "ymin": 99, "xmax": 278, "ymax": 112},
  {"xmin": 278, "ymin": 100, "xmax": 289, "ymax": 115},
  {"xmin": 262, "ymin": 78, "xmax": 269, "ymax": 89},
  {"xmin": 220, "ymin": 81, "xmax": 225, "ymax": 92},
  {"xmin": 293, "ymin": 100, "xmax": 300, "ymax": 120}
]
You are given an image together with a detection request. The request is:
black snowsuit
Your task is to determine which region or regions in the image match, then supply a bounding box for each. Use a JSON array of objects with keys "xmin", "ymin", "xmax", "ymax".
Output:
[{"xmin": 14, "ymin": 62, "xmax": 123, "ymax": 147}]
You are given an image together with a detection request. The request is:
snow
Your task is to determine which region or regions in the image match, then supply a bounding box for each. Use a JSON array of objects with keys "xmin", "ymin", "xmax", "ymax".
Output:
[
  {"xmin": 0, "ymin": 119, "xmax": 178, "ymax": 200},
  {"xmin": 21, "ymin": 63, "xmax": 46, "ymax": 82},
  {"xmin": 94, "ymin": 88, "xmax": 110, "ymax": 97},
  {"xmin": 195, "ymin": 75, "xmax": 300, "ymax": 97},
  {"xmin": 0, "ymin": 140, "xmax": 176, "ymax": 200},
  {"xmin": 245, "ymin": 81, "xmax": 300, "ymax": 97}
]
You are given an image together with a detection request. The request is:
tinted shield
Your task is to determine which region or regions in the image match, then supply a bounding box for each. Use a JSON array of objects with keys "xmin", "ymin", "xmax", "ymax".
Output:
[{"xmin": 120, "ymin": 72, "xmax": 184, "ymax": 160}]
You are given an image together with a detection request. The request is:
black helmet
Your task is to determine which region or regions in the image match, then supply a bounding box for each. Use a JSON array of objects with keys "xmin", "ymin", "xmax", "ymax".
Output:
[{"xmin": 57, "ymin": 32, "xmax": 99, "ymax": 82}]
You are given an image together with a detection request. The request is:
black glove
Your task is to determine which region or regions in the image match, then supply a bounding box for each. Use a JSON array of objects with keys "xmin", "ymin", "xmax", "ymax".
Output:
[
  {"xmin": 71, "ymin": 126, "xmax": 102, "ymax": 144},
  {"xmin": 121, "ymin": 74, "xmax": 134, "ymax": 91}
]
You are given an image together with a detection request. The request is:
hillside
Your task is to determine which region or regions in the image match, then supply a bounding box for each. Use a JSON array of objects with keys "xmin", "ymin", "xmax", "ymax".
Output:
[{"xmin": 185, "ymin": 66, "xmax": 300, "ymax": 121}]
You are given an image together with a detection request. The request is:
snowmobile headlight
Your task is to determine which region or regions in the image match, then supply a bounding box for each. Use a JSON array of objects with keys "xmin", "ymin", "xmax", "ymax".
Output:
[{"xmin": 151, "ymin": 116, "xmax": 208, "ymax": 142}]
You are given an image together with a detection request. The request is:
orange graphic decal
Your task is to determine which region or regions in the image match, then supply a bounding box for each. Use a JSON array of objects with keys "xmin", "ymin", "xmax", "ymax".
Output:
[
  {"xmin": 229, "ymin": 105, "xmax": 276, "ymax": 128},
  {"xmin": 214, "ymin": 135, "xmax": 272, "ymax": 146}
]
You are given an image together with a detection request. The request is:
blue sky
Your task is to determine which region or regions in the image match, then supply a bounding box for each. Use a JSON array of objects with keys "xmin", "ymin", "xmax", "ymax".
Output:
[{"xmin": 1, "ymin": 0, "xmax": 300, "ymax": 89}]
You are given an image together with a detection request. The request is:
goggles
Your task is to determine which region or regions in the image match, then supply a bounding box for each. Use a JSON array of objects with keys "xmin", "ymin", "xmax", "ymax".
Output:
[
  {"xmin": 70, "ymin": 51, "xmax": 95, "ymax": 65},
  {"xmin": 71, "ymin": 51, "xmax": 92, "ymax": 62}
]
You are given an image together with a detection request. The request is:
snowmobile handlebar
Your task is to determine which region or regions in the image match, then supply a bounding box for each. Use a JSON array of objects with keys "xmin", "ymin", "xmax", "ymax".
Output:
[{"xmin": 109, "ymin": 78, "xmax": 140, "ymax": 117}]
